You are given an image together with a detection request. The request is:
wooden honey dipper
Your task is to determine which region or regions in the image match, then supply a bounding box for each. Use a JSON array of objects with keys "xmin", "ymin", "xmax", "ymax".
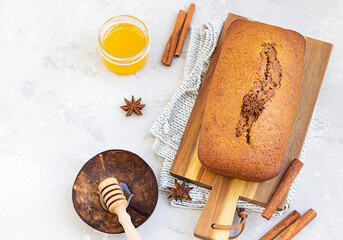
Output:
[{"xmin": 98, "ymin": 177, "xmax": 142, "ymax": 240}]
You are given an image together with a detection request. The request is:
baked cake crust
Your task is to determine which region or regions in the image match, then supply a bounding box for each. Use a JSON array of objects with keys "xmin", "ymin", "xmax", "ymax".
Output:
[{"xmin": 198, "ymin": 19, "xmax": 306, "ymax": 182}]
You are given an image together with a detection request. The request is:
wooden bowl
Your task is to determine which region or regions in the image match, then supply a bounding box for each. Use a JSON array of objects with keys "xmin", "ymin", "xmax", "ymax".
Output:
[{"xmin": 72, "ymin": 150, "xmax": 158, "ymax": 233}]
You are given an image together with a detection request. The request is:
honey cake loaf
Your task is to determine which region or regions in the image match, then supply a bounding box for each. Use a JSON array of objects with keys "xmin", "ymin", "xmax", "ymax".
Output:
[{"xmin": 198, "ymin": 19, "xmax": 306, "ymax": 182}]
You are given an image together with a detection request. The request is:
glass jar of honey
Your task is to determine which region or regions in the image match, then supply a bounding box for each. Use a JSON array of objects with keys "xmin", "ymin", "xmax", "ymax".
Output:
[{"xmin": 98, "ymin": 15, "xmax": 150, "ymax": 75}]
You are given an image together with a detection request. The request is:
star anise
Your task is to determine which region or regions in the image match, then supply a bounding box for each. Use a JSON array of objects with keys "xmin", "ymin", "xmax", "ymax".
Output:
[
  {"xmin": 243, "ymin": 94, "xmax": 266, "ymax": 117},
  {"xmin": 167, "ymin": 179, "xmax": 193, "ymax": 203},
  {"xmin": 120, "ymin": 96, "xmax": 145, "ymax": 116}
]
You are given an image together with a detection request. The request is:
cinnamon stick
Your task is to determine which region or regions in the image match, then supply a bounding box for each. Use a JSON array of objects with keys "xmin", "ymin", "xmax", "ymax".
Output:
[
  {"xmin": 260, "ymin": 210, "xmax": 301, "ymax": 240},
  {"xmin": 163, "ymin": 10, "xmax": 186, "ymax": 66},
  {"xmin": 262, "ymin": 159, "xmax": 304, "ymax": 220},
  {"xmin": 161, "ymin": 36, "xmax": 171, "ymax": 64},
  {"xmin": 274, "ymin": 209, "xmax": 317, "ymax": 240},
  {"xmin": 175, "ymin": 3, "xmax": 196, "ymax": 57}
]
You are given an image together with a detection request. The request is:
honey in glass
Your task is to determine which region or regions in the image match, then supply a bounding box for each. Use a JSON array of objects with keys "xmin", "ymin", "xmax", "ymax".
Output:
[{"xmin": 98, "ymin": 16, "xmax": 150, "ymax": 75}]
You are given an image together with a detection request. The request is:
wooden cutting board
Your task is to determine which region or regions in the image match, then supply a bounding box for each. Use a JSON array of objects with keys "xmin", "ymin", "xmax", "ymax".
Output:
[{"xmin": 170, "ymin": 13, "xmax": 333, "ymax": 240}]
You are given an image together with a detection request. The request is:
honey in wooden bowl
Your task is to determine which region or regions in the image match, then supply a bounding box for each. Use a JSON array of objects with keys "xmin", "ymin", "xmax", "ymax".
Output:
[{"xmin": 98, "ymin": 16, "xmax": 150, "ymax": 75}]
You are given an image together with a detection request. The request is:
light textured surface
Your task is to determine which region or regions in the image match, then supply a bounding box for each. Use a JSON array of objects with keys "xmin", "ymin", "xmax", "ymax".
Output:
[{"xmin": 0, "ymin": 0, "xmax": 342, "ymax": 240}]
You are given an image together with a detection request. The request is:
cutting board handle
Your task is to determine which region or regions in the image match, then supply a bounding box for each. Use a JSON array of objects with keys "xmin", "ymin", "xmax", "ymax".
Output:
[{"xmin": 194, "ymin": 176, "xmax": 246, "ymax": 240}]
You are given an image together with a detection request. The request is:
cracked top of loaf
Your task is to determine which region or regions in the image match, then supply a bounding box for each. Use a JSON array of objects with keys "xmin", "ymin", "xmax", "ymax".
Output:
[{"xmin": 198, "ymin": 19, "xmax": 306, "ymax": 182}]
